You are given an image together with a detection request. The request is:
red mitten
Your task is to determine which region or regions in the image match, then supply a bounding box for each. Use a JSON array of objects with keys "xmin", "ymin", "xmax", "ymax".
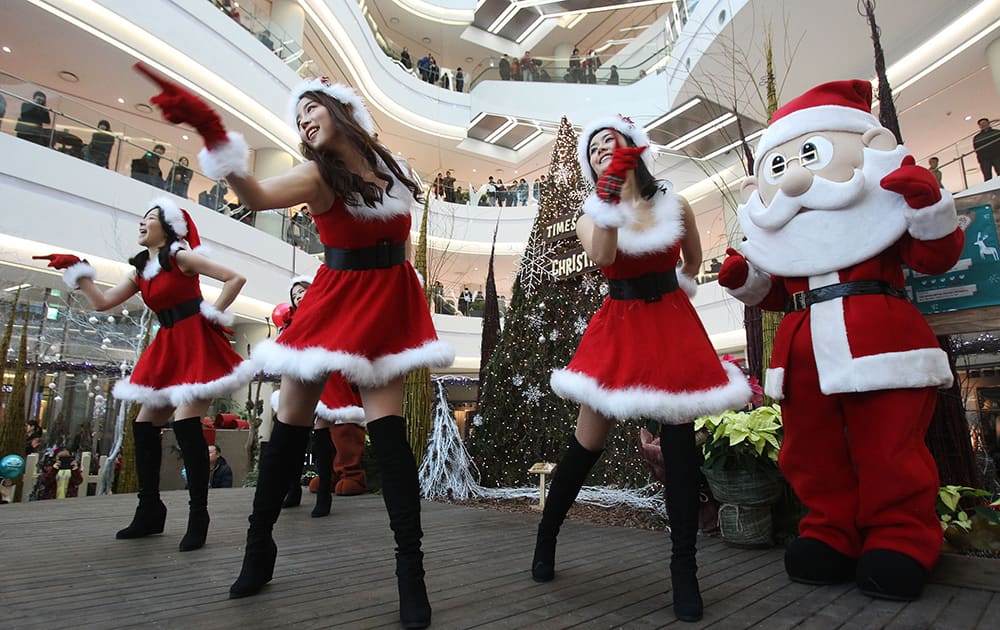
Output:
[
  {"xmin": 33, "ymin": 253, "xmax": 82, "ymax": 270},
  {"xmin": 596, "ymin": 146, "xmax": 647, "ymax": 203},
  {"xmin": 880, "ymin": 155, "xmax": 942, "ymax": 209},
  {"xmin": 134, "ymin": 62, "xmax": 227, "ymax": 148},
  {"xmin": 718, "ymin": 248, "xmax": 749, "ymax": 289}
]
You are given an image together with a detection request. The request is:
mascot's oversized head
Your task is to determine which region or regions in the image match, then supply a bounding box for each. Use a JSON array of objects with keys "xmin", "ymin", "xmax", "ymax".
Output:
[{"xmin": 737, "ymin": 79, "xmax": 912, "ymax": 276}]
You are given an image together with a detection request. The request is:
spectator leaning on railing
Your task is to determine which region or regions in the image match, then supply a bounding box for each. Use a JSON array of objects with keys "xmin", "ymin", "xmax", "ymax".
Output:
[{"xmin": 973, "ymin": 117, "xmax": 1000, "ymax": 181}]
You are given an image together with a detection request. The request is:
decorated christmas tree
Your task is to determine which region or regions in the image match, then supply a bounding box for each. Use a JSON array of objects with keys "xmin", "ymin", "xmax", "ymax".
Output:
[{"xmin": 467, "ymin": 116, "xmax": 649, "ymax": 489}]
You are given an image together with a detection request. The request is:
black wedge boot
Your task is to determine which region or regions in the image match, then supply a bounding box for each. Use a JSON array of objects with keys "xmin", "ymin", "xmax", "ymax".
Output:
[
  {"xmin": 229, "ymin": 420, "xmax": 311, "ymax": 599},
  {"xmin": 368, "ymin": 415, "xmax": 431, "ymax": 629},
  {"xmin": 661, "ymin": 423, "xmax": 704, "ymax": 622},
  {"xmin": 531, "ymin": 435, "xmax": 603, "ymax": 582},
  {"xmin": 311, "ymin": 428, "xmax": 334, "ymax": 518},
  {"xmin": 173, "ymin": 417, "xmax": 211, "ymax": 552},
  {"xmin": 116, "ymin": 422, "xmax": 167, "ymax": 539}
]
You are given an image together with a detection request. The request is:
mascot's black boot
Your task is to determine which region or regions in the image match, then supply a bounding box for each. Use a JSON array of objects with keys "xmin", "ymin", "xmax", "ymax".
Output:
[
  {"xmin": 531, "ymin": 435, "xmax": 602, "ymax": 583},
  {"xmin": 311, "ymin": 428, "xmax": 334, "ymax": 517},
  {"xmin": 368, "ymin": 415, "xmax": 432, "ymax": 629},
  {"xmin": 785, "ymin": 536, "xmax": 857, "ymax": 585},
  {"xmin": 173, "ymin": 416, "xmax": 211, "ymax": 552},
  {"xmin": 857, "ymin": 549, "xmax": 928, "ymax": 601},
  {"xmin": 116, "ymin": 422, "xmax": 167, "ymax": 539},
  {"xmin": 661, "ymin": 423, "xmax": 704, "ymax": 623},
  {"xmin": 230, "ymin": 421, "xmax": 310, "ymax": 599}
]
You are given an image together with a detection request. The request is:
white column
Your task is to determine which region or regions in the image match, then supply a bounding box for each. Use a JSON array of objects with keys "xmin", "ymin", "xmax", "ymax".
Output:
[
  {"xmin": 269, "ymin": 0, "xmax": 305, "ymax": 48},
  {"xmin": 988, "ymin": 37, "xmax": 1000, "ymax": 97},
  {"xmin": 252, "ymin": 148, "xmax": 295, "ymax": 239},
  {"xmin": 231, "ymin": 321, "xmax": 277, "ymax": 443}
]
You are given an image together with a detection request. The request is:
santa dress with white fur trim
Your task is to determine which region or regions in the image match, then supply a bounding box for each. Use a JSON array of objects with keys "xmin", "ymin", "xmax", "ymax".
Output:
[
  {"xmin": 112, "ymin": 254, "xmax": 252, "ymax": 408},
  {"xmin": 550, "ymin": 183, "xmax": 751, "ymax": 423},
  {"xmin": 251, "ymin": 177, "xmax": 454, "ymax": 387}
]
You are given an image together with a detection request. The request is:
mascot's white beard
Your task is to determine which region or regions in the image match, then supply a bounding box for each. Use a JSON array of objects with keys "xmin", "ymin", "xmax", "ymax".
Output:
[{"xmin": 737, "ymin": 145, "xmax": 911, "ymax": 277}]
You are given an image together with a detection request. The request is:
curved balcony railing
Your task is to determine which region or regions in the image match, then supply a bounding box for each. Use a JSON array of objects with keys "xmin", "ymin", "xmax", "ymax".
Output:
[{"xmin": 208, "ymin": 0, "xmax": 320, "ymax": 78}]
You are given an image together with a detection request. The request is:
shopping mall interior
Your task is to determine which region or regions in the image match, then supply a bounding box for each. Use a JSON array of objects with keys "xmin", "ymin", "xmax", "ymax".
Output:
[{"xmin": 3, "ymin": 0, "xmax": 1000, "ymax": 464}]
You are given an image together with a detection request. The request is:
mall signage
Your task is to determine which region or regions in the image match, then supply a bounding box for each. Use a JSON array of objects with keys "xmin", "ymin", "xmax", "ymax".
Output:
[{"xmin": 541, "ymin": 211, "xmax": 598, "ymax": 279}]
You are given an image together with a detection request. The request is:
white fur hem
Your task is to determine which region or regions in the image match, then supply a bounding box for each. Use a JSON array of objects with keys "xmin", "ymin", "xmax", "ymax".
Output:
[
  {"xmin": 315, "ymin": 403, "xmax": 366, "ymax": 425},
  {"xmin": 764, "ymin": 367, "xmax": 785, "ymax": 400},
  {"xmin": 584, "ymin": 194, "xmax": 627, "ymax": 228},
  {"xmin": 252, "ymin": 338, "xmax": 455, "ymax": 388},
  {"xmin": 906, "ymin": 191, "xmax": 958, "ymax": 241},
  {"xmin": 200, "ymin": 301, "xmax": 234, "ymax": 327},
  {"xmin": 198, "ymin": 132, "xmax": 250, "ymax": 180},
  {"xmin": 678, "ymin": 273, "xmax": 697, "ymax": 299},
  {"xmin": 62, "ymin": 262, "xmax": 96, "ymax": 289},
  {"xmin": 724, "ymin": 262, "xmax": 772, "ymax": 306},
  {"xmin": 550, "ymin": 360, "xmax": 751, "ymax": 423},
  {"xmin": 112, "ymin": 360, "xmax": 256, "ymax": 408}
]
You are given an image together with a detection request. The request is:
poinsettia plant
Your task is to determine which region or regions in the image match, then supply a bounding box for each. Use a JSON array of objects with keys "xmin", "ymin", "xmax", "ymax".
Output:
[
  {"xmin": 936, "ymin": 485, "xmax": 1000, "ymax": 554},
  {"xmin": 695, "ymin": 404, "xmax": 783, "ymax": 477}
]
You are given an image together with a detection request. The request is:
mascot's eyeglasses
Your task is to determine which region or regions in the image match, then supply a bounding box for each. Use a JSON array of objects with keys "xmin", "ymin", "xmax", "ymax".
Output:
[{"xmin": 768, "ymin": 142, "xmax": 821, "ymax": 178}]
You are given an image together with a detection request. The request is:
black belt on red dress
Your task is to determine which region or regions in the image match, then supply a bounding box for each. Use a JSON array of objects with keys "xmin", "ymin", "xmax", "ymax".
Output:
[
  {"xmin": 608, "ymin": 270, "xmax": 679, "ymax": 302},
  {"xmin": 156, "ymin": 297, "xmax": 202, "ymax": 328},
  {"xmin": 786, "ymin": 280, "xmax": 908, "ymax": 312},
  {"xmin": 324, "ymin": 239, "xmax": 406, "ymax": 270}
]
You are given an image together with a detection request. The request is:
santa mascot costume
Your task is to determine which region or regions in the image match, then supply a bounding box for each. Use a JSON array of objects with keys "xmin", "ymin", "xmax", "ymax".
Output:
[{"xmin": 719, "ymin": 80, "xmax": 963, "ymax": 600}]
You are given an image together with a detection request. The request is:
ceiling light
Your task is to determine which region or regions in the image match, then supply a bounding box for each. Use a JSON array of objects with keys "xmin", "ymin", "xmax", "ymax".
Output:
[
  {"xmin": 561, "ymin": 13, "xmax": 586, "ymax": 29},
  {"xmin": 644, "ymin": 98, "xmax": 702, "ymax": 131},
  {"xmin": 488, "ymin": 4, "xmax": 519, "ymax": 34},
  {"xmin": 469, "ymin": 111, "xmax": 488, "ymax": 127},
  {"xmin": 58, "ymin": 70, "xmax": 79, "ymax": 83},
  {"xmin": 665, "ymin": 113, "xmax": 736, "ymax": 151},
  {"xmin": 182, "ymin": 134, "xmax": 190, "ymax": 140},
  {"xmin": 1, "ymin": 46, "xmax": 11, "ymax": 53},
  {"xmin": 701, "ymin": 129, "xmax": 765, "ymax": 160},
  {"xmin": 389, "ymin": 17, "xmax": 399, "ymax": 25},
  {"xmin": 421, "ymin": 37, "xmax": 431, "ymax": 44},
  {"xmin": 620, "ymin": 24, "xmax": 653, "ymax": 32},
  {"xmin": 465, "ymin": 57, "xmax": 474, "ymax": 63},
  {"xmin": 513, "ymin": 129, "xmax": 543, "ymax": 151},
  {"xmin": 516, "ymin": 15, "xmax": 548, "ymax": 44},
  {"xmin": 134, "ymin": 103, "xmax": 152, "ymax": 113},
  {"xmin": 472, "ymin": 168, "xmax": 477, "ymax": 173},
  {"xmin": 3, "ymin": 283, "xmax": 30, "ymax": 292},
  {"xmin": 485, "ymin": 118, "xmax": 517, "ymax": 143},
  {"xmin": 965, "ymin": 115, "xmax": 973, "ymax": 121},
  {"xmin": 116, "ymin": 97, "xmax": 125, "ymax": 104}
]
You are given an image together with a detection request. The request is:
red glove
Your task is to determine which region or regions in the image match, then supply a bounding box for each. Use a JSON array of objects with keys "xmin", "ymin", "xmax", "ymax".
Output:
[
  {"xmin": 718, "ymin": 248, "xmax": 749, "ymax": 289},
  {"xmin": 596, "ymin": 146, "xmax": 647, "ymax": 203},
  {"xmin": 271, "ymin": 303, "xmax": 293, "ymax": 330},
  {"xmin": 880, "ymin": 155, "xmax": 942, "ymax": 209},
  {"xmin": 33, "ymin": 254, "xmax": 83, "ymax": 270},
  {"xmin": 134, "ymin": 62, "xmax": 227, "ymax": 149}
]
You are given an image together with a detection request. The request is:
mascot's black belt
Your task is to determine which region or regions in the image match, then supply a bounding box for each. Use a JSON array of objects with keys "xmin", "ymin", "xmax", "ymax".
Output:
[
  {"xmin": 156, "ymin": 297, "xmax": 203, "ymax": 328},
  {"xmin": 786, "ymin": 280, "xmax": 908, "ymax": 312},
  {"xmin": 608, "ymin": 270, "xmax": 679, "ymax": 302},
  {"xmin": 324, "ymin": 240, "xmax": 406, "ymax": 270}
]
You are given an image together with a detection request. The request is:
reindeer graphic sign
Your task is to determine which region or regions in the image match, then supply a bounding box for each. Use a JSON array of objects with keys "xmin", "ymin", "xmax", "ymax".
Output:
[{"xmin": 904, "ymin": 204, "xmax": 1000, "ymax": 313}]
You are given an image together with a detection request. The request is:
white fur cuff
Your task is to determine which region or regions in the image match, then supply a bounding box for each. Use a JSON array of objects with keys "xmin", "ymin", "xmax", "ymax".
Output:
[
  {"xmin": 62, "ymin": 261, "xmax": 97, "ymax": 290},
  {"xmin": 200, "ymin": 301, "xmax": 235, "ymax": 326},
  {"xmin": 677, "ymin": 273, "xmax": 697, "ymax": 299},
  {"xmin": 906, "ymin": 191, "xmax": 958, "ymax": 241},
  {"xmin": 583, "ymin": 194, "xmax": 627, "ymax": 229},
  {"xmin": 724, "ymin": 261, "xmax": 772, "ymax": 306},
  {"xmin": 198, "ymin": 131, "xmax": 251, "ymax": 180}
]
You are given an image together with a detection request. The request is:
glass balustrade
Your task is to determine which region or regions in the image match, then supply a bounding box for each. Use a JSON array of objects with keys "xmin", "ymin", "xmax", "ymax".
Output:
[{"xmin": 207, "ymin": 0, "xmax": 319, "ymax": 78}]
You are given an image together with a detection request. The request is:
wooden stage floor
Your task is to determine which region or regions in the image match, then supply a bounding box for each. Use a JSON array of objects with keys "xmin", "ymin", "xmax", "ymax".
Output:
[{"xmin": 0, "ymin": 488, "xmax": 996, "ymax": 629}]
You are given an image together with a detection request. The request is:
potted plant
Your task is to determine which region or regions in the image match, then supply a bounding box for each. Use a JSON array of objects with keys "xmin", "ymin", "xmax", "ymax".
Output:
[
  {"xmin": 937, "ymin": 485, "xmax": 1000, "ymax": 554},
  {"xmin": 695, "ymin": 403, "xmax": 784, "ymax": 547}
]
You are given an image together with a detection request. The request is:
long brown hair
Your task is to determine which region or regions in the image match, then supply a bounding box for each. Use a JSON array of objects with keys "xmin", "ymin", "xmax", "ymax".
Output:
[{"xmin": 297, "ymin": 91, "xmax": 422, "ymax": 207}]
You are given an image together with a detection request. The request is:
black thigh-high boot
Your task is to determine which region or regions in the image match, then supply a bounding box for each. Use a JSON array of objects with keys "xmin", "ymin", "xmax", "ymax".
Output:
[
  {"xmin": 367, "ymin": 415, "xmax": 431, "ymax": 629},
  {"xmin": 116, "ymin": 422, "xmax": 167, "ymax": 539},
  {"xmin": 531, "ymin": 435, "xmax": 603, "ymax": 582},
  {"xmin": 311, "ymin": 427, "xmax": 335, "ymax": 518},
  {"xmin": 229, "ymin": 420, "xmax": 311, "ymax": 599},
  {"xmin": 173, "ymin": 416, "xmax": 211, "ymax": 552},
  {"xmin": 660, "ymin": 423, "xmax": 704, "ymax": 622},
  {"xmin": 283, "ymin": 466, "xmax": 303, "ymax": 508}
]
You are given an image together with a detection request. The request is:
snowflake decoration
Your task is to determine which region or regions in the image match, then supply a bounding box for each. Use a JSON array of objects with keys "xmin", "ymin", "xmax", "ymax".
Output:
[
  {"xmin": 518, "ymin": 240, "xmax": 556, "ymax": 297},
  {"xmin": 523, "ymin": 384, "xmax": 544, "ymax": 404},
  {"xmin": 526, "ymin": 311, "xmax": 545, "ymax": 330},
  {"xmin": 549, "ymin": 329, "xmax": 561, "ymax": 341},
  {"xmin": 581, "ymin": 274, "xmax": 598, "ymax": 293},
  {"xmin": 574, "ymin": 316, "xmax": 589, "ymax": 335},
  {"xmin": 472, "ymin": 414, "xmax": 484, "ymax": 427},
  {"xmin": 512, "ymin": 374, "xmax": 525, "ymax": 387},
  {"xmin": 599, "ymin": 282, "xmax": 609, "ymax": 296}
]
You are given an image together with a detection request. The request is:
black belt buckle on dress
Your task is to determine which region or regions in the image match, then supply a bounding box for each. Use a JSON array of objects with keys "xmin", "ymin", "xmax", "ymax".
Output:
[
  {"xmin": 789, "ymin": 291, "xmax": 808, "ymax": 312},
  {"xmin": 374, "ymin": 238, "xmax": 393, "ymax": 268},
  {"xmin": 608, "ymin": 270, "xmax": 679, "ymax": 301},
  {"xmin": 157, "ymin": 297, "xmax": 203, "ymax": 328}
]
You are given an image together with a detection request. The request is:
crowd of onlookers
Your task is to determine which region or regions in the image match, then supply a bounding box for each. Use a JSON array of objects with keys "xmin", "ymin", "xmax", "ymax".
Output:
[{"xmin": 428, "ymin": 171, "xmax": 553, "ymax": 207}]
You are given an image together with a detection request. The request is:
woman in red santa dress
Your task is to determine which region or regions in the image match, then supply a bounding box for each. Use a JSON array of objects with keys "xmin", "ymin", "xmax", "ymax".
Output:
[
  {"xmin": 134, "ymin": 64, "xmax": 452, "ymax": 627},
  {"xmin": 536, "ymin": 116, "xmax": 752, "ymax": 623},
  {"xmin": 35, "ymin": 197, "xmax": 252, "ymax": 552},
  {"xmin": 272, "ymin": 275, "xmax": 368, "ymax": 518}
]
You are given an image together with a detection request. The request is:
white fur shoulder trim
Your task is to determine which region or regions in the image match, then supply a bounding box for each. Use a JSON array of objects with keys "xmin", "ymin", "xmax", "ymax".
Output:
[
  {"xmin": 615, "ymin": 184, "xmax": 685, "ymax": 256},
  {"xmin": 343, "ymin": 157, "xmax": 414, "ymax": 220},
  {"xmin": 583, "ymin": 194, "xmax": 627, "ymax": 228},
  {"xmin": 198, "ymin": 131, "xmax": 250, "ymax": 180},
  {"xmin": 62, "ymin": 261, "xmax": 96, "ymax": 290},
  {"xmin": 906, "ymin": 190, "xmax": 958, "ymax": 241},
  {"xmin": 200, "ymin": 301, "xmax": 234, "ymax": 327}
]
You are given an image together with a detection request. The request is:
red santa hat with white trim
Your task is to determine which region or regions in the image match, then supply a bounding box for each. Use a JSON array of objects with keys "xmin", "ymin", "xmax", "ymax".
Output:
[
  {"xmin": 150, "ymin": 197, "xmax": 206, "ymax": 255},
  {"xmin": 754, "ymin": 79, "xmax": 883, "ymax": 162},
  {"xmin": 577, "ymin": 114, "xmax": 653, "ymax": 183},
  {"xmin": 287, "ymin": 77, "xmax": 375, "ymax": 134}
]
